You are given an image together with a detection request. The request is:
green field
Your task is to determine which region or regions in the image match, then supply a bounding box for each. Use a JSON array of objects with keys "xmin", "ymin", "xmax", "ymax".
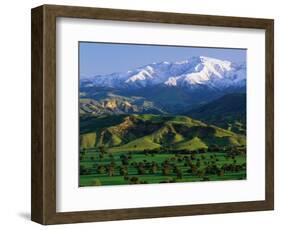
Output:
[
  {"xmin": 79, "ymin": 148, "xmax": 246, "ymax": 187},
  {"xmin": 79, "ymin": 114, "xmax": 246, "ymax": 186}
]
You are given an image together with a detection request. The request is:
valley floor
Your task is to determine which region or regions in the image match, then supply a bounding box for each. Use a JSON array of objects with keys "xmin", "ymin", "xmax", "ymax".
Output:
[{"xmin": 79, "ymin": 149, "xmax": 246, "ymax": 187}]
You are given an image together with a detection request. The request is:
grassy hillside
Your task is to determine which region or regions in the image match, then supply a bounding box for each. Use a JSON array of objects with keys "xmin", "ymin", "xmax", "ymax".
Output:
[{"xmin": 80, "ymin": 114, "xmax": 246, "ymax": 152}]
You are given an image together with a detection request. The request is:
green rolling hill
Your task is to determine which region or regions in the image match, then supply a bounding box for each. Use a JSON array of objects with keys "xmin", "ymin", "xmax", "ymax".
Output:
[{"xmin": 80, "ymin": 114, "xmax": 246, "ymax": 152}]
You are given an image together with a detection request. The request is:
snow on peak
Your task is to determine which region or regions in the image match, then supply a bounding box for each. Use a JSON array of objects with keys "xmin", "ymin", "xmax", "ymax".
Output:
[
  {"xmin": 165, "ymin": 76, "xmax": 181, "ymax": 86},
  {"xmin": 200, "ymin": 56, "xmax": 232, "ymax": 71},
  {"xmin": 85, "ymin": 56, "xmax": 246, "ymax": 89},
  {"xmin": 182, "ymin": 56, "xmax": 234, "ymax": 86}
]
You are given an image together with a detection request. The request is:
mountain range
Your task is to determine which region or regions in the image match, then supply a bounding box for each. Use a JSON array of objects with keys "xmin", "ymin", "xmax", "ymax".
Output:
[
  {"xmin": 80, "ymin": 56, "xmax": 247, "ymax": 152},
  {"xmin": 80, "ymin": 56, "xmax": 246, "ymax": 114},
  {"xmin": 81, "ymin": 56, "xmax": 246, "ymax": 90}
]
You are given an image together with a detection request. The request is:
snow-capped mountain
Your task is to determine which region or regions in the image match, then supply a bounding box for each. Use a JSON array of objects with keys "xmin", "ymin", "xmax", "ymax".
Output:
[{"xmin": 82, "ymin": 56, "xmax": 246, "ymax": 91}]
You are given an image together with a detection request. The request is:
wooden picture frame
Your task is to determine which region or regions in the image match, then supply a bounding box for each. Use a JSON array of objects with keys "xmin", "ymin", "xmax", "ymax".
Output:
[{"xmin": 31, "ymin": 4, "xmax": 274, "ymax": 225}]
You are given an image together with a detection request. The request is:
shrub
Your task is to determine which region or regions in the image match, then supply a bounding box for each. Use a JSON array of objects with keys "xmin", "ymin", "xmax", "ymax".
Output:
[{"xmin": 92, "ymin": 179, "xmax": 102, "ymax": 186}]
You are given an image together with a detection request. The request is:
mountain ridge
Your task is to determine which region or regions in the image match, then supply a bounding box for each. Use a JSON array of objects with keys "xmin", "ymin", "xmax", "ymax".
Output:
[
  {"xmin": 186, "ymin": 93, "xmax": 246, "ymax": 134},
  {"xmin": 81, "ymin": 56, "xmax": 246, "ymax": 90},
  {"xmin": 80, "ymin": 114, "xmax": 246, "ymax": 152}
]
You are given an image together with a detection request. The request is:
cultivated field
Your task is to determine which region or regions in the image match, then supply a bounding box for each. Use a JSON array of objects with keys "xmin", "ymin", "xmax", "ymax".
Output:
[{"xmin": 80, "ymin": 148, "xmax": 246, "ymax": 186}]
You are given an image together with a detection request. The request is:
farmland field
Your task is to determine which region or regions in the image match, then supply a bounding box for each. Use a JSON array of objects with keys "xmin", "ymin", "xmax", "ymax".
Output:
[{"xmin": 79, "ymin": 148, "xmax": 246, "ymax": 186}]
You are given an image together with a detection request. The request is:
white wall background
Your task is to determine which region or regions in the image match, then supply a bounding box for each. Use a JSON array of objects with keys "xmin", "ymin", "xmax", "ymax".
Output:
[{"xmin": 0, "ymin": 0, "xmax": 279, "ymax": 229}]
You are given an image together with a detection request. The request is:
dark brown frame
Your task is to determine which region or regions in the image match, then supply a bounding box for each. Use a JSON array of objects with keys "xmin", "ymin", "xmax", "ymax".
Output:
[{"xmin": 31, "ymin": 4, "xmax": 274, "ymax": 225}]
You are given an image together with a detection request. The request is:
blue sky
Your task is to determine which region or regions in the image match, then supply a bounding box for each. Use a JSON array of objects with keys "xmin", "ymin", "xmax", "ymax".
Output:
[{"xmin": 79, "ymin": 42, "xmax": 246, "ymax": 77}]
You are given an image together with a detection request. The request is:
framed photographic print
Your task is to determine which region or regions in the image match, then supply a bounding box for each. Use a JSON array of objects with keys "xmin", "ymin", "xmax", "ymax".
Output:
[{"xmin": 31, "ymin": 4, "xmax": 274, "ymax": 225}]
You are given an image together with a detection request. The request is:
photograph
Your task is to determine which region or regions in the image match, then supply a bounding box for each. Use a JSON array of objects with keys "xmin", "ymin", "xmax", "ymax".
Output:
[
  {"xmin": 79, "ymin": 42, "xmax": 247, "ymax": 187},
  {"xmin": 30, "ymin": 4, "xmax": 274, "ymax": 224}
]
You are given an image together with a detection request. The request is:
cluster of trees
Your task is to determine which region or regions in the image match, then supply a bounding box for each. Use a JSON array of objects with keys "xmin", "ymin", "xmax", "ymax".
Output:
[
  {"xmin": 119, "ymin": 153, "xmax": 132, "ymax": 165},
  {"xmin": 82, "ymin": 151, "xmax": 245, "ymax": 178},
  {"xmin": 133, "ymin": 145, "xmax": 246, "ymax": 156},
  {"xmin": 80, "ymin": 144, "xmax": 246, "ymax": 185},
  {"xmin": 80, "ymin": 165, "xmax": 90, "ymax": 175},
  {"xmin": 124, "ymin": 176, "xmax": 148, "ymax": 185},
  {"xmin": 139, "ymin": 147, "xmax": 208, "ymax": 156},
  {"xmin": 80, "ymin": 146, "xmax": 110, "ymax": 161},
  {"xmin": 96, "ymin": 164, "xmax": 114, "ymax": 176},
  {"xmin": 129, "ymin": 161, "xmax": 159, "ymax": 176},
  {"xmin": 80, "ymin": 143, "xmax": 246, "ymax": 163}
]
